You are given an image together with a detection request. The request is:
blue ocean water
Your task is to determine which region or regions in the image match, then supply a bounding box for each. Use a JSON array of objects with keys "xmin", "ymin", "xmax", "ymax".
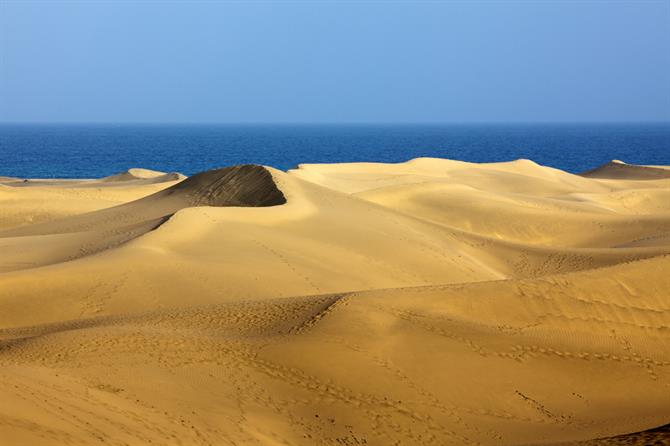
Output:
[{"xmin": 0, "ymin": 123, "xmax": 668, "ymax": 179}]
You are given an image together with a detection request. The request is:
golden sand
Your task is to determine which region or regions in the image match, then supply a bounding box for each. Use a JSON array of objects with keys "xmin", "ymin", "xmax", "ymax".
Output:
[{"xmin": 0, "ymin": 159, "xmax": 668, "ymax": 445}]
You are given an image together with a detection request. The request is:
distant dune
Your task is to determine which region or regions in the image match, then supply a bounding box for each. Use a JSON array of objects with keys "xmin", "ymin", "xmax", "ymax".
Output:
[
  {"xmin": 100, "ymin": 167, "xmax": 186, "ymax": 184},
  {"xmin": 0, "ymin": 158, "xmax": 668, "ymax": 445},
  {"xmin": 579, "ymin": 159, "xmax": 670, "ymax": 180}
]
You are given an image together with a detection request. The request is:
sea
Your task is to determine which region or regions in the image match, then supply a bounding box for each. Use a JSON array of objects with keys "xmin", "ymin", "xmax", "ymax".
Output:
[{"xmin": 0, "ymin": 123, "xmax": 668, "ymax": 179}]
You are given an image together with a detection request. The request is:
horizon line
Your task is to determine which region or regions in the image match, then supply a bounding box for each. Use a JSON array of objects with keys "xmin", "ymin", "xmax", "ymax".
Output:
[{"xmin": 1, "ymin": 120, "xmax": 669, "ymax": 126}]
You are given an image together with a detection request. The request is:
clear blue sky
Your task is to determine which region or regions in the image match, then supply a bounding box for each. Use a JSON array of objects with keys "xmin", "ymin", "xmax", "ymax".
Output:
[{"xmin": 1, "ymin": 1, "xmax": 668, "ymax": 123}]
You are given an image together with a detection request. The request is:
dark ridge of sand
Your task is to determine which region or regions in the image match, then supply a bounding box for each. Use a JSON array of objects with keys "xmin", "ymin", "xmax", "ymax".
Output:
[
  {"xmin": 544, "ymin": 423, "xmax": 670, "ymax": 445},
  {"xmin": 165, "ymin": 164, "xmax": 286, "ymax": 207},
  {"xmin": 0, "ymin": 164, "xmax": 285, "ymax": 239},
  {"xmin": 579, "ymin": 160, "xmax": 670, "ymax": 180},
  {"xmin": 0, "ymin": 165, "xmax": 287, "ymax": 270}
]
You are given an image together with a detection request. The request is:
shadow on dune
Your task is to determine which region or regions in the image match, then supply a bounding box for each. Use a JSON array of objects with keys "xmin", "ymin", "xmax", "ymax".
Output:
[
  {"xmin": 579, "ymin": 160, "xmax": 670, "ymax": 180},
  {"xmin": 526, "ymin": 423, "xmax": 670, "ymax": 446},
  {"xmin": 0, "ymin": 165, "xmax": 286, "ymax": 270}
]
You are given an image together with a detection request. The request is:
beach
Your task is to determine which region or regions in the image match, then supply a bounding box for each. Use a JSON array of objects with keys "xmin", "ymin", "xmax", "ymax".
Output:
[{"xmin": 0, "ymin": 158, "xmax": 668, "ymax": 445}]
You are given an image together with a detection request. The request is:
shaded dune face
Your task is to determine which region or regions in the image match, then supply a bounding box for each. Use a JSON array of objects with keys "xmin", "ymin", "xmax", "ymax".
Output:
[
  {"xmin": 579, "ymin": 160, "xmax": 670, "ymax": 180},
  {"xmin": 0, "ymin": 164, "xmax": 285, "ymax": 238},
  {"xmin": 164, "ymin": 164, "xmax": 286, "ymax": 207},
  {"xmin": 543, "ymin": 423, "xmax": 670, "ymax": 446},
  {"xmin": 0, "ymin": 165, "xmax": 286, "ymax": 271}
]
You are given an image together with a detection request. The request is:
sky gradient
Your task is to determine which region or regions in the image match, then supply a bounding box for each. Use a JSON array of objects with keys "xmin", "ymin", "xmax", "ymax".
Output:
[{"xmin": 1, "ymin": 1, "xmax": 669, "ymax": 123}]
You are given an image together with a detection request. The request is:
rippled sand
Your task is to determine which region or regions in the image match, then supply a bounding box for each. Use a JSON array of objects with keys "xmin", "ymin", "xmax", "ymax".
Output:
[{"xmin": 1, "ymin": 158, "xmax": 668, "ymax": 445}]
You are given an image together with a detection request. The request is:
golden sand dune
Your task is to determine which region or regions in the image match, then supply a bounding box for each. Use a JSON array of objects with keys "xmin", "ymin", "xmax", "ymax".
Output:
[
  {"xmin": 0, "ymin": 165, "xmax": 285, "ymax": 273},
  {"xmin": 0, "ymin": 158, "xmax": 668, "ymax": 445},
  {"xmin": 100, "ymin": 168, "xmax": 186, "ymax": 184},
  {"xmin": 0, "ymin": 168, "xmax": 184, "ymax": 232}
]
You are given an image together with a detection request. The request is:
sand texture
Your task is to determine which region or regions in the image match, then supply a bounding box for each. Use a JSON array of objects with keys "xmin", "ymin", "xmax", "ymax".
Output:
[{"xmin": 0, "ymin": 158, "xmax": 668, "ymax": 445}]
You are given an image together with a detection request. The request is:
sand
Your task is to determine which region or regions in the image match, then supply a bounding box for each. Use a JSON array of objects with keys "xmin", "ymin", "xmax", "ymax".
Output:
[{"xmin": 0, "ymin": 158, "xmax": 668, "ymax": 445}]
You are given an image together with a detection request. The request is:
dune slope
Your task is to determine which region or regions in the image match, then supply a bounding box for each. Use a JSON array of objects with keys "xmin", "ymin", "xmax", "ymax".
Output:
[
  {"xmin": 579, "ymin": 160, "xmax": 670, "ymax": 180},
  {"xmin": 0, "ymin": 165, "xmax": 285, "ymax": 272},
  {"xmin": 0, "ymin": 158, "xmax": 668, "ymax": 445}
]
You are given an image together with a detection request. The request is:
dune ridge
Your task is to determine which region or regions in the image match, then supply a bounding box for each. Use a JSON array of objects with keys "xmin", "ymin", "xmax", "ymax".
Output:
[
  {"xmin": 579, "ymin": 159, "xmax": 670, "ymax": 180},
  {"xmin": 0, "ymin": 158, "xmax": 668, "ymax": 445},
  {"xmin": 100, "ymin": 167, "xmax": 185, "ymax": 183},
  {"xmin": 0, "ymin": 165, "xmax": 285, "ymax": 272}
]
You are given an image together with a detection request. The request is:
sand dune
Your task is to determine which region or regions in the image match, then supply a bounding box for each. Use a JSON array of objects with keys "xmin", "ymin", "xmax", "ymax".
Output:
[
  {"xmin": 0, "ymin": 158, "xmax": 668, "ymax": 445},
  {"xmin": 100, "ymin": 168, "xmax": 186, "ymax": 184},
  {"xmin": 0, "ymin": 169, "xmax": 184, "ymax": 232},
  {"xmin": 0, "ymin": 165, "xmax": 285, "ymax": 272},
  {"xmin": 579, "ymin": 160, "xmax": 670, "ymax": 180}
]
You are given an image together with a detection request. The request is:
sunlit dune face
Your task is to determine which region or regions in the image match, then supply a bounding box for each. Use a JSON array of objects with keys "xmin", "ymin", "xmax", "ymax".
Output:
[{"xmin": 0, "ymin": 159, "xmax": 668, "ymax": 446}]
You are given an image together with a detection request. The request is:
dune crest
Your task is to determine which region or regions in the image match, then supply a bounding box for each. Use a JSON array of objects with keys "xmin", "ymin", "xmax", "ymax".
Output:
[
  {"xmin": 579, "ymin": 159, "xmax": 670, "ymax": 180},
  {"xmin": 0, "ymin": 158, "xmax": 668, "ymax": 446},
  {"xmin": 0, "ymin": 165, "xmax": 286, "ymax": 272},
  {"xmin": 165, "ymin": 164, "xmax": 286, "ymax": 207},
  {"xmin": 100, "ymin": 167, "xmax": 186, "ymax": 184}
]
